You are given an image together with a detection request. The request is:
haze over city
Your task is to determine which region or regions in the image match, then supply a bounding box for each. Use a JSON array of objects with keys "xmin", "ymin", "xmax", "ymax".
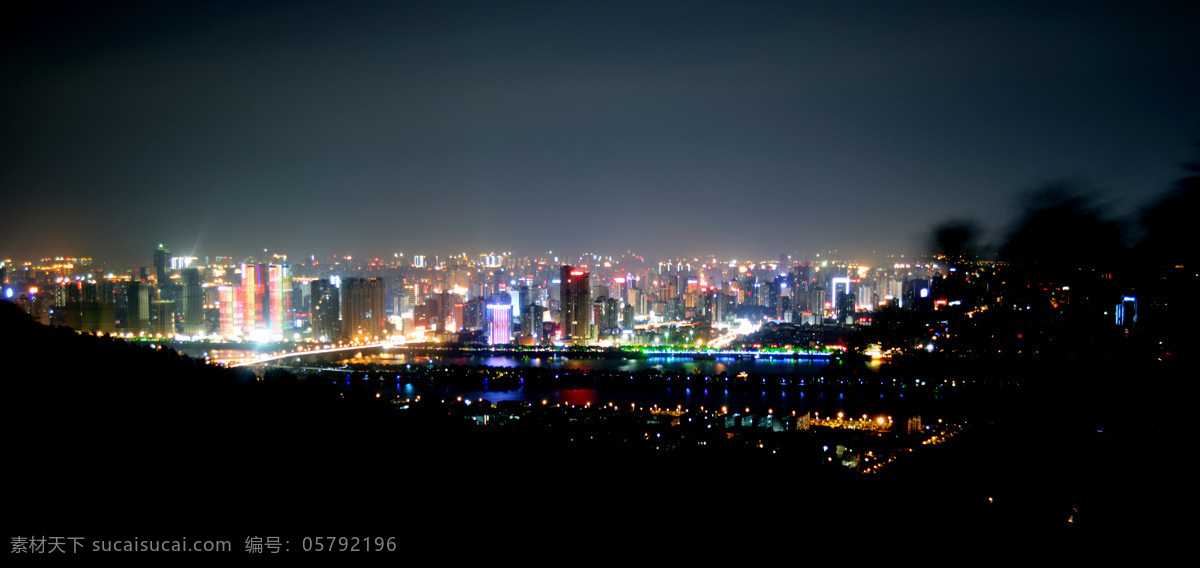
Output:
[{"xmin": 3, "ymin": 1, "xmax": 1197, "ymax": 265}]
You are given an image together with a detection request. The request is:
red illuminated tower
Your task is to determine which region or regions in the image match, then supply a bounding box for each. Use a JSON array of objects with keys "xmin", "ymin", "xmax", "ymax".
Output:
[{"xmin": 560, "ymin": 266, "xmax": 590, "ymax": 343}]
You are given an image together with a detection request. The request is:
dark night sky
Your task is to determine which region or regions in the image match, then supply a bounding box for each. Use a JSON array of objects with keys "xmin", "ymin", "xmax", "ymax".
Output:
[{"xmin": 3, "ymin": 0, "xmax": 1197, "ymax": 266}]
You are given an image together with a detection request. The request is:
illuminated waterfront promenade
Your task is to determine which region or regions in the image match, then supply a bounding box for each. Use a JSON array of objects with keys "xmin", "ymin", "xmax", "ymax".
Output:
[{"xmin": 213, "ymin": 342, "xmax": 840, "ymax": 368}]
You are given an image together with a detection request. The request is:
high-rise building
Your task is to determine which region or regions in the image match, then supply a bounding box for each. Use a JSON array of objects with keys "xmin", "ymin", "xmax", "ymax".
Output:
[
  {"xmin": 593, "ymin": 296, "xmax": 619, "ymax": 336},
  {"xmin": 59, "ymin": 280, "xmax": 82, "ymax": 329},
  {"xmin": 420, "ymin": 291, "xmax": 455, "ymax": 332},
  {"xmin": 151, "ymin": 300, "xmax": 175, "ymax": 336},
  {"xmin": 217, "ymin": 285, "xmax": 241, "ymax": 337},
  {"xmin": 521, "ymin": 303, "xmax": 544, "ymax": 343},
  {"xmin": 517, "ymin": 284, "xmax": 532, "ymax": 318},
  {"xmin": 266, "ymin": 264, "xmax": 292, "ymax": 337},
  {"xmin": 179, "ymin": 268, "xmax": 203, "ymax": 336},
  {"xmin": 460, "ymin": 296, "xmax": 486, "ymax": 331},
  {"xmin": 310, "ymin": 279, "xmax": 340, "ymax": 342},
  {"xmin": 341, "ymin": 277, "xmax": 386, "ymax": 341},
  {"xmin": 808, "ymin": 286, "xmax": 826, "ymax": 324},
  {"xmin": 292, "ymin": 279, "xmax": 309, "ymax": 314},
  {"xmin": 560, "ymin": 266, "xmax": 590, "ymax": 343},
  {"xmin": 487, "ymin": 302, "xmax": 512, "ymax": 345},
  {"xmin": 154, "ymin": 244, "xmax": 170, "ymax": 287},
  {"xmin": 240, "ymin": 263, "xmax": 268, "ymax": 338},
  {"xmin": 125, "ymin": 281, "xmax": 150, "ymax": 334},
  {"xmin": 81, "ymin": 280, "xmax": 116, "ymax": 334},
  {"xmin": 238, "ymin": 263, "xmax": 292, "ymax": 340}
]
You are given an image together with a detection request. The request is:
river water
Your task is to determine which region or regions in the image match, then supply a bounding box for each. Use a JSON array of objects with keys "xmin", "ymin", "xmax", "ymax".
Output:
[{"xmin": 325, "ymin": 353, "xmax": 989, "ymax": 419}]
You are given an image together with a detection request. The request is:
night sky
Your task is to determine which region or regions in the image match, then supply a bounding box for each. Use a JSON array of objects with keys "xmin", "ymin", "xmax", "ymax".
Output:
[{"xmin": 3, "ymin": 1, "xmax": 1197, "ymax": 266}]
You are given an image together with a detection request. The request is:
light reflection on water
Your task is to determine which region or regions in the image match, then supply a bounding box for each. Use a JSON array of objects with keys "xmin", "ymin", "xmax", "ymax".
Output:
[
  {"xmin": 388, "ymin": 381, "xmax": 929, "ymax": 417},
  {"xmin": 404, "ymin": 354, "xmax": 832, "ymax": 376},
  {"xmin": 320, "ymin": 353, "xmax": 943, "ymax": 415},
  {"xmin": 407, "ymin": 383, "xmax": 924, "ymax": 415}
]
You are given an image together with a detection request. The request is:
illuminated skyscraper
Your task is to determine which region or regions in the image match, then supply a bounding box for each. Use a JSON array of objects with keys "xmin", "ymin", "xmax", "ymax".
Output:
[
  {"xmin": 487, "ymin": 302, "xmax": 512, "ymax": 345},
  {"xmin": 217, "ymin": 285, "xmax": 241, "ymax": 337},
  {"xmin": 241, "ymin": 263, "xmax": 266, "ymax": 338},
  {"xmin": 238, "ymin": 263, "xmax": 292, "ymax": 340},
  {"xmin": 266, "ymin": 264, "xmax": 292, "ymax": 337},
  {"xmin": 341, "ymin": 277, "xmax": 386, "ymax": 340},
  {"xmin": 560, "ymin": 266, "xmax": 590, "ymax": 343}
]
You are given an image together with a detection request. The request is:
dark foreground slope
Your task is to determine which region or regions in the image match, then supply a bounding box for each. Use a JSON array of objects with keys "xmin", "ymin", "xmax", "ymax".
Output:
[{"xmin": 3, "ymin": 302, "xmax": 1173, "ymax": 546}]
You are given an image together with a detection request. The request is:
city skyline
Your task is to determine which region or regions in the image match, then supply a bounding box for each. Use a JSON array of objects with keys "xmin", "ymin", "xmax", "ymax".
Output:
[
  {"xmin": 0, "ymin": 245, "xmax": 934, "ymax": 272},
  {"xmin": 4, "ymin": 1, "xmax": 1197, "ymax": 265},
  {"xmin": 6, "ymin": 3, "xmax": 1194, "ymax": 537}
]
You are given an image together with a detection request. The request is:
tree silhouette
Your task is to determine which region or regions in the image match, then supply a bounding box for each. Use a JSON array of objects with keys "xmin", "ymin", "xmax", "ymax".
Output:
[
  {"xmin": 928, "ymin": 219, "xmax": 981, "ymax": 264},
  {"xmin": 1131, "ymin": 146, "xmax": 1200, "ymax": 361},
  {"xmin": 1137, "ymin": 147, "xmax": 1200, "ymax": 269},
  {"xmin": 998, "ymin": 181, "xmax": 1125, "ymax": 279}
]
